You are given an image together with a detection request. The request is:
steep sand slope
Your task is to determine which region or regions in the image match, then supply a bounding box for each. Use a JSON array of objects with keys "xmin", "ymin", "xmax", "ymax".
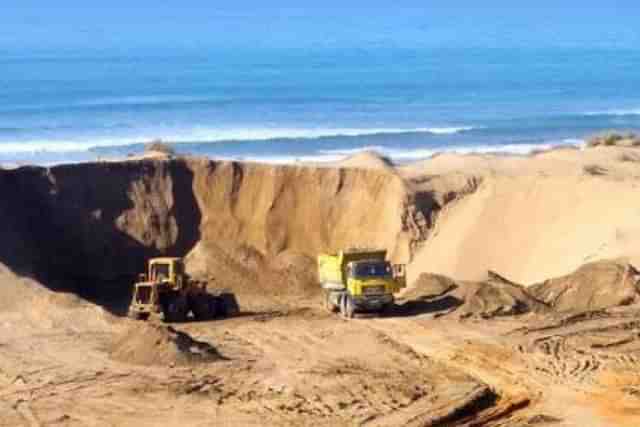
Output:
[
  {"xmin": 0, "ymin": 158, "xmax": 429, "ymax": 309},
  {"xmin": 405, "ymin": 146, "xmax": 640, "ymax": 284},
  {"xmin": 4, "ymin": 147, "xmax": 640, "ymax": 304},
  {"xmin": 4, "ymin": 147, "xmax": 640, "ymax": 299},
  {"xmin": 189, "ymin": 158, "xmax": 410, "ymax": 261}
]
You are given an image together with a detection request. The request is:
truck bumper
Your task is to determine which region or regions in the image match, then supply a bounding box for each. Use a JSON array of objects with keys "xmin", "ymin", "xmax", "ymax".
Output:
[{"xmin": 352, "ymin": 294, "xmax": 394, "ymax": 311}]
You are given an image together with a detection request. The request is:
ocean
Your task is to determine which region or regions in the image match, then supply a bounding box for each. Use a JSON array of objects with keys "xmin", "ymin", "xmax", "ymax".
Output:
[{"xmin": 2, "ymin": 46, "xmax": 640, "ymax": 165}]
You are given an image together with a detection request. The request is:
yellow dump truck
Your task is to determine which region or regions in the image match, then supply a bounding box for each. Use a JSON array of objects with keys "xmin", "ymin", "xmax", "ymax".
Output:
[
  {"xmin": 318, "ymin": 249, "xmax": 406, "ymax": 318},
  {"xmin": 128, "ymin": 257, "xmax": 239, "ymax": 322}
]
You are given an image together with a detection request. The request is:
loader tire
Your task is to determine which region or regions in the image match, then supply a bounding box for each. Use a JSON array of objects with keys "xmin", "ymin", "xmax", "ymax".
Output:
[
  {"xmin": 191, "ymin": 295, "xmax": 213, "ymax": 321},
  {"xmin": 217, "ymin": 293, "xmax": 239, "ymax": 317},
  {"xmin": 163, "ymin": 296, "xmax": 188, "ymax": 323}
]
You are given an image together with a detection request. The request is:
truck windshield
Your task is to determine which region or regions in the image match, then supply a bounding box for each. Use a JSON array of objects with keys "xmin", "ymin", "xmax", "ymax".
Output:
[
  {"xmin": 152, "ymin": 264, "xmax": 170, "ymax": 281},
  {"xmin": 353, "ymin": 262, "xmax": 391, "ymax": 278}
]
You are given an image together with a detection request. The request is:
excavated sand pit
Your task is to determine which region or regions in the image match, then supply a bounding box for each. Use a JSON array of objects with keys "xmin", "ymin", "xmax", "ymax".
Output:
[{"xmin": 3, "ymin": 153, "xmax": 640, "ymax": 426}]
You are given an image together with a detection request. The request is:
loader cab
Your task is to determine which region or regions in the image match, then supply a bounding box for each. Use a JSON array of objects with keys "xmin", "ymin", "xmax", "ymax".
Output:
[{"xmin": 146, "ymin": 258, "xmax": 184, "ymax": 288}]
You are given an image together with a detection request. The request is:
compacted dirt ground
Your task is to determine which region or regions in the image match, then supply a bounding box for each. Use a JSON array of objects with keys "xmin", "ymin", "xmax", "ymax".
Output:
[{"xmin": 1, "ymin": 292, "xmax": 639, "ymax": 426}]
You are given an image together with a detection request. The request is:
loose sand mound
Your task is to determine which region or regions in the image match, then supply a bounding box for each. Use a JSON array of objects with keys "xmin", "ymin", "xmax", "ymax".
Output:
[
  {"xmin": 184, "ymin": 241, "xmax": 319, "ymax": 309},
  {"xmin": 529, "ymin": 260, "xmax": 640, "ymax": 312},
  {"xmin": 0, "ymin": 263, "xmax": 115, "ymax": 330},
  {"xmin": 400, "ymin": 271, "xmax": 548, "ymax": 318},
  {"xmin": 401, "ymin": 273, "xmax": 458, "ymax": 301},
  {"xmin": 109, "ymin": 323, "xmax": 222, "ymax": 366},
  {"xmin": 403, "ymin": 261, "xmax": 640, "ymax": 318},
  {"xmin": 452, "ymin": 272, "xmax": 549, "ymax": 318}
]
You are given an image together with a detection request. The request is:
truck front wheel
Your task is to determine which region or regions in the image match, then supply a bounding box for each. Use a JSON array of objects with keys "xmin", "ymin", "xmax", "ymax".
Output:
[
  {"xmin": 340, "ymin": 295, "xmax": 355, "ymax": 319},
  {"xmin": 324, "ymin": 291, "xmax": 338, "ymax": 313}
]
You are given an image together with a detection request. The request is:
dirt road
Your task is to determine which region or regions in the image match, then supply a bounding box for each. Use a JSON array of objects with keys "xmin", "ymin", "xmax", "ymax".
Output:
[{"xmin": 2, "ymin": 298, "xmax": 639, "ymax": 426}]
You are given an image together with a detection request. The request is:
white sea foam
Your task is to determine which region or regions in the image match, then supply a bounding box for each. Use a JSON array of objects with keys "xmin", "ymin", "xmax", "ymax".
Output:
[
  {"xmin": 231, "ymin": 139, "xmax": 585, "ymax": 165},
  {"xmin": 0, "ymin": 126, "xmax": 477, "ymax": 153},
  {"xmin": 582, "ymin": 108, "xmax": 640, "ymax": 117},
  {"xmin": 424, "ymin": 126, "xmax": 476, "ymax": 135},
  {"xmin": 0, "ymin": 95, "xmax": 220, "ymax": 113}
]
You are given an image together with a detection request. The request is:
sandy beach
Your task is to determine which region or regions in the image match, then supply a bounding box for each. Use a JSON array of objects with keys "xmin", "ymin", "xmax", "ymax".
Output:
[{"xmin": 1, "ymin": 142, "xmax": 640, "ymax": 426}]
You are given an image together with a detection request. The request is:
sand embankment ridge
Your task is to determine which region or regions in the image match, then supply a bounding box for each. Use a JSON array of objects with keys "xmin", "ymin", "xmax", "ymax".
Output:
[
  {"xmin": 0, "ymin": 156, "xmax": 436, "ymax": 309},
  {"xmin": 2, "ymin": 144, "xmax": 640, "ymax": 306}
]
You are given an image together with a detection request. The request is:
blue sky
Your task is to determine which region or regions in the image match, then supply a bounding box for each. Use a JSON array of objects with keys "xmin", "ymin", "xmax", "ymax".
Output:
[{"xmin": 2, "ymin": 2, "xmax": 640, "ymax": 51}]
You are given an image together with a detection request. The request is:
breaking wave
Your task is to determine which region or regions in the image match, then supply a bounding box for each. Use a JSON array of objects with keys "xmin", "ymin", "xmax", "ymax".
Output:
[{"xmin": 0, "ymin": 126, "xmax": 478, "ymax": 153}]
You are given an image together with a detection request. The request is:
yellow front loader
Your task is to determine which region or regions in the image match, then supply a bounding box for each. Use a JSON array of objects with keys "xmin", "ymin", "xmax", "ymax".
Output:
[{"xmin": 128, "ymin": 257, "xmax": 239, "ymax": 322}]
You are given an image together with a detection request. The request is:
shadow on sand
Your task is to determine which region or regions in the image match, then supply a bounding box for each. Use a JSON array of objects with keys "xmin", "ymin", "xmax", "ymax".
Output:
[
  {"xmin": 390, "ymin": 295, "xmax": 463, "ymax": 318},
  {"xmin": 0, "ymin": 160, "xmax": 202, "ymax": 316}
]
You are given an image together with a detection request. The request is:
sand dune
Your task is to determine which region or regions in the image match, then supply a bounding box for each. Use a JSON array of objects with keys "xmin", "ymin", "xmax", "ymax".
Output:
[{"xmin": 405, "ymin": 146, "xmax": 640, "ymax": 284}]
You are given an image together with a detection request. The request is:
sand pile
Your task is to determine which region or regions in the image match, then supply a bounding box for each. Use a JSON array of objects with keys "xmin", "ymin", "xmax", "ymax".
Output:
[
  {"xmin": 403, "ymin": 260, "xmax": 640, "ymax": 318},
  {"xmin": 400, "ymin": 271, "xmax": 548, "ymax": 318},
  {"xmin": 0, "ymin": 263, "xmax": 41, "ymax": 311},
  {"xmin": 0, "ymin": 263, "xmax": 116, "ymax": 331},
  {"xmin": 452, "ymin": 272, "xmax": 549, "ymax": 318},
  {"xmin": 401, "ymin": 273, "xmax": 458, "ymax": 301},
  {"xmin": 529, "ymin": 260, "xmax": 640, "ymax": 312},
  {"xmin": 185, "ymin": 241, "xmax": 319, "ymax": 309},
  {"xmin": 110, "ymin": 323, "xmax": 222, "ymax": 366}
]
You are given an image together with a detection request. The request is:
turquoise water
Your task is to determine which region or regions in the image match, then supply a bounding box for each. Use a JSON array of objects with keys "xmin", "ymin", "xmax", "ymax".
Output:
[{"xmin": 2, "ymin": 46, "xmax": 640, "ymax": 164}]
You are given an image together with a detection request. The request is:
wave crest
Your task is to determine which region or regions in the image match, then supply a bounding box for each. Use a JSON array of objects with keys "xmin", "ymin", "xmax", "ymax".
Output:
[
  {"xmin": 233, "ymin": 139, "xmax": 585, "ymax": 164},
  {"xmin": 0, "ymin": 126, "xmax": 477, "ymax": 153},
  {"xmin": 582, "ymin": 109, "xmax": 640, "ymax": 117}
]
